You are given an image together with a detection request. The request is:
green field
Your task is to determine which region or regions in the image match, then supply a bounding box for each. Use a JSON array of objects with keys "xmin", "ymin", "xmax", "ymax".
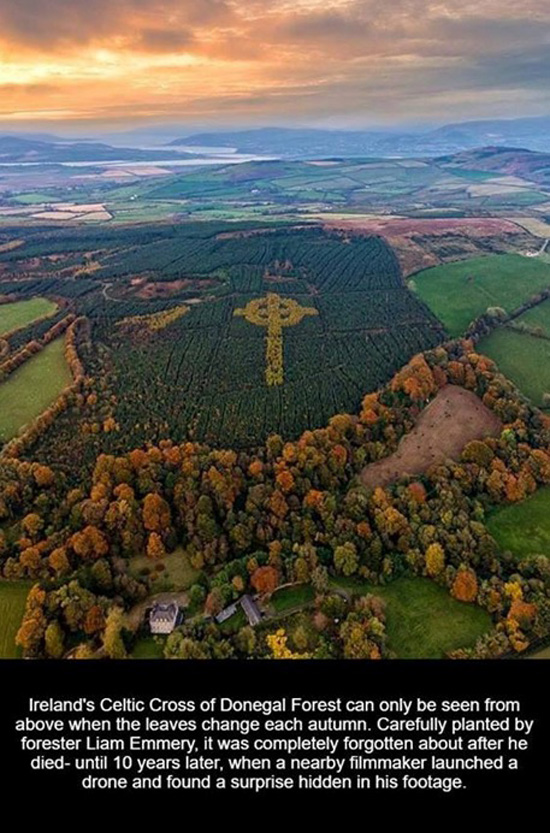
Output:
[
  {"xmin": 333, "ymin": 576, "xmax": 491, "ymax": 658},
  {"xmin": 0, "ymin": 581, "xmax": 30, "ymax": 658},
  {"xmin": 477, "ymin": 327, "xmax": 550, "ymax": 406},
  {"xmin": 487, "ymin": 487, "xmax": 550, "ymax": 559},
  {"xmin": 0, "ymin": 297, "xmax": 57, "ymax": 336},
  {"xmin": 131, "ymin": 636, "xmax": 165, "ymax": 659},
  {"xmin": 513, "ymin": 297, "xmax": 550, "ymax": 336},
  {"xmin": 4, "ymin": 149, "xmax": 549, "ymax": 230},
  {"xmin": 128, "ymin": 548, "xmax": 199, "ymax": 592},
  {"xmin": 270, "ymin": 583, "xmax": 315, "ymax": 613},
  {"xmin": 0, "ymin": 337, "xmax": 72, "ymax": 442},
  {"xmin": 413, "ymin": 255, "xmax": 550, "ymax": 337},
  {"xmin": 218, "ymin": 606, "xmax": 247, "ymax": 634},
  {"xmin": 12, "ymin": 192, "xmax": 60, "ymax": 205}
]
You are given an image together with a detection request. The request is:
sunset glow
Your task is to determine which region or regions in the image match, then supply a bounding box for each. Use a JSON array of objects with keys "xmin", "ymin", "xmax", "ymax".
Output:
[{"xmin": 0, "ymin": 0, "xmax": 549, "ymax": 128}]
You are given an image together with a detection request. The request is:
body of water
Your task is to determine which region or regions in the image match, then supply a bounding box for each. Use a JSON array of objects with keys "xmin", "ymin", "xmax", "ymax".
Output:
[{"xmin": 0, "ymin": 152, "xmax": 278, "ymax": 169}]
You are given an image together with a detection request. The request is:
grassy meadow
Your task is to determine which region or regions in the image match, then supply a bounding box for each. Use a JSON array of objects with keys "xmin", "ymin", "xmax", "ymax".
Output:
[
  {"xmin": 0, "ymin": 581, "xmax": 30, "ymax": 658},
  {"xmin": 128, "ymin": 547, "xmax": 199, "ymax": 592},
  {"xmin": 0, "ymin": 337, "xmax": 72, "ymax": 442},
  {"xmin": 0, "ymin": 297, "xmax": 57, "ymax": 336},
  {"xmin": 413, "ymin": 255, "xmax": 550, "ymax": 337},
  {"xmin": 487, "ymin": 487, "xmax": 550, "ymax": 559},
  {"xmin": 477, "ymin": 327, "xmax": 550, "ymax": 407},
  {"xmin": 513, "ymin": 297, "xmax": 550, "ymax": 335},
  {"xmin": 131, "ymin": 636, "xmax": 165, "ymax": 659},
  {"xmin": 333, "ymin": 576, "xmax": 492, "ymax": 658},
  {"xmin": 270, "ymin": 583, "xmax": 315, "ymax": 613}
]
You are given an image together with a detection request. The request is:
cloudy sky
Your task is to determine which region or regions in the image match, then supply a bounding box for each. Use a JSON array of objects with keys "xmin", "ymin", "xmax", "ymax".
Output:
[{"xmin": 0, "ymin": 0, "xmax": 548, "ymax": 131}]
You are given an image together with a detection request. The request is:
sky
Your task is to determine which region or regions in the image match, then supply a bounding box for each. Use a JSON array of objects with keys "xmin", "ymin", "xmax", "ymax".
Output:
[{"xmin": 0, "ymin": 0, "xmax": 548, "ymax": 133}]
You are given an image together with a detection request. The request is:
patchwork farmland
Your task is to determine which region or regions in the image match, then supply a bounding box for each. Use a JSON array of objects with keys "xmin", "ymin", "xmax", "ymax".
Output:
[{"xmin": 1, "ymin": 146, "xmax": 550, "ymax": 663}]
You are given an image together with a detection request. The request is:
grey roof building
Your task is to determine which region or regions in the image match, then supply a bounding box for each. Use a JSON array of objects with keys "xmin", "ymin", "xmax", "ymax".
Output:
[
  {"xmin": 241, "ymin": 595, "xmax": 262, "ymax": 627},
  {"xmin": 215, "ymin": 602, "xmax": 238, "ymax": 624},
  {"xmin": 149, "ymin": 602, "xmax": 180, "ymax": 635},
  {"xmin": 214, "ymin": 595, "xmax": 263, "ymax": 628}
]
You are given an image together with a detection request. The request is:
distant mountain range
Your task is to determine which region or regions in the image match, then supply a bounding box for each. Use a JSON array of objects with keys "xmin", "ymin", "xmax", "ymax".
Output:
[
  {"xmin": 1, "ymin": 115, "xmax": 549, "ymax": 166},
  {"xmin": 0, "ymin": 136, "xmax": 198, "ymax": 164},
  {"xmin": 168, "ymin": 116, "xmax": 550, "ymax": 158},
  {"xmin": 438, "ymin": 146, "xmax": 550, "ymax": 188}
]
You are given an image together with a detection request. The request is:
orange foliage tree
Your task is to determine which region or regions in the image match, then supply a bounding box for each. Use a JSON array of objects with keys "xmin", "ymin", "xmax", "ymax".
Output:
[
  {"xmin": 146, "ymin": 532, "xmax": 166, "ymax": 560},
  {"xmin": 451, "ymin": 567, "xmax": 478, "ymax": 603},
  {"xmin": 251, "ymin": 565, "xmax": 279, "ymax": 595},
  {"xmin": 70, "ymin": 525, "xmax": 109, "ymax": 561},
  {"xmin": 391, "ymin": 354, "xmax": 437, "ymax": 403},
  {"xmin": 142, "ymin": 493, "xmax": 171, "ymax": 534}
]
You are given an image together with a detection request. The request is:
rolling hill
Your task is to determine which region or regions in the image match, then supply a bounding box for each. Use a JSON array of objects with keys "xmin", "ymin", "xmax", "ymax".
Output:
[
  {"xmin": 168, "ymin": 117, "xmax": 550, "ymax": 158},
  {"xmin": 0, "ymin": 136, "xmax": 199, "ymax": 164}
]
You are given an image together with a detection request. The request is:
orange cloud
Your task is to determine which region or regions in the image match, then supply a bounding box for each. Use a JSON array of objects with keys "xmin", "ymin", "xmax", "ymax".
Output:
[{"xmin": 0, "ymin": 0, "xmax": 548, "ymax": 126}]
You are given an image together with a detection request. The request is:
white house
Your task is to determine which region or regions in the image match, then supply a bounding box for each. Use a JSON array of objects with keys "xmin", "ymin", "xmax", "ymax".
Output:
[{"xmin": 149, "ymin": 602, "xmax": 180, "ymax": 635}]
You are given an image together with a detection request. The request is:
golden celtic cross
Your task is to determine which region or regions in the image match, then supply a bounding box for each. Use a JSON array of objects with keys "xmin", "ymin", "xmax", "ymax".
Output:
[{"xmin": 234, "ymin": 293, "xmax": 318, "ymax": 386}]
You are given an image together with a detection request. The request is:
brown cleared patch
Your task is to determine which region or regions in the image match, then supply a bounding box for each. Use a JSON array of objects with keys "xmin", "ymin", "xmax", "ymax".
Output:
[
  {"xmin": 323, "ymin": 217, "xmax": 523, "ymax": 236},
  {"xmin": 0, "ymin": 239, "xmax": 24, "ymax": 253},
  {"xmin": 360, "ymin": 385, "xmax": 502, "ymax": 489},
  {"xmin": 134, "ymin": 278, "xmax": 220, "ymax": 299},
  {"xmin": 263, "ymin": 260, "xmax": 297, "ymax": 283},
  {"xmin": 264, "ymin": 274, "xmax": 299, "ymax": 283},
  {"xmin": 216, "ymin": 224, "xmax": 311, "ymax": 240},
  {"xmin": 508, "ymin": 217, "xmax": 550, "ymax": 238},
  {"xmin": 323, "ymin": 217, "xmax": 535, "ymax": 277}
]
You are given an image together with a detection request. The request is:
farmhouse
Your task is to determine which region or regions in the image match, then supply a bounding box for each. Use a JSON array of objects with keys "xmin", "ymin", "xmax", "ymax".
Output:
[
  {"xmin": 241, "ymin": 595, "xmax": 262, "ymax": 627},
  {"xmin": 149, "ymin": 602, "xmax": 180, "ymax": 635},
  {"xmin": 215, "ymin": 595, "xmax": 263, "ymax": 628},
  {"xmin": 215, "ymin": 602, "xmax": 238, "ymax": 624}
]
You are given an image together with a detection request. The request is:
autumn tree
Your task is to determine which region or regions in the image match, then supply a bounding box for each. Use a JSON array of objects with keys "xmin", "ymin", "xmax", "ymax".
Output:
[
  {"xmin": 48, "ymin": 547, "xmax": 70, "ymax": 575},
  {"xmin": 235, "ymin": 625, "xmax": 256, "ymax": 656},
  {"xmin": 143, "ymin": 492, "xmax": 172, "ymax": 534},
  {"xmin": 73, "ymin": 643, "xmax": 96, "ymax": 660},
  {"xmin": 229, "ymin": 574, "xmax": 243, "ymax": 594},
  {"xmin": 22, "ymin": 513, "xmax": 43, "ymax": 540},
  {"xmin": 16, "ymin": 585, "xmax": 47, "ymax": 656},
  {"xmin": 451, "ymin": 567, "xmax": 478, "ymax": 603},
  {"xmin": 266, "ymin": 628, "xmax": 310, "ymax": 659},
  {"xmin": 408, "ymin": 482, "xmax": 427, "ymax": 504},
  {"xmin": 462, "ymin": 440, "xmax": 494, "ymax": 468},
  {"xmin": 33, "ymin": 464, "xmax": 55, "ymax": 488},
  {"xmin": 147, "ymin": 532, "xmax": 166, "ymax": 560},
  {"xmin": 292, "ymin": 625, "xmax": 309, "ymax": 653},
  {"xmin": 339, "ymin": 616, "xmax": 382, "ymax": 660},
  {"xmin": 84, "ymin": 605, "xmax": 106, "ymax": 635},
  {"xmin": 390, "ymin": 354, "xmax": 437, "ymax": 403},
  {"xmin": 90, "ymin": 559, "xmax": 113, "ymax": 591},
  {"xmin": 102, "ymin": 607, "xmax": 127, "ymax": 659},
  {"xmin": 71, "ymin": 525, "xmax": 109, "ymax": 561},
  {"xmin": 333, "ymin": 542, "xmax": 359, "ymax": 576},
  {"xmin": 45, "ymin": 622, "xmax": 65, "ymax": 659},
  {"xmin": 311, "ymin": 565, "xmax": 329, "ymax": 595},
  {"xmin": 20, "ymin": 546, "xmax": 42, "ymax": 575},
  {"xmin": 425, "ymin": 543, "xmax": 445, "ymax": 577},
  {"xmin": 276, "ymin": 468, "xmax": 295, "ymax": 494},
  {"xmin": 205, "ymin": 587, "xmax": 224, "ymax": 617},
  {"xmin": 251, "ymin": 565, "xmax": 279, "ymax": 596}
]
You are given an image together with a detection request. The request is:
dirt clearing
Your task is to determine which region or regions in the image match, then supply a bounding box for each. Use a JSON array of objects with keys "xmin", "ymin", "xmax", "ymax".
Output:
[
  {"xmin": 322, "ymin": 217, "xmax": 532, "ymax": 276},
  {"xmin": 509, "ymin": 217, "xmax": 550, "ymax": 238},
  {"xmin": 360, "ymin": 385, "xmax": 502, "ymax": 489}
]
